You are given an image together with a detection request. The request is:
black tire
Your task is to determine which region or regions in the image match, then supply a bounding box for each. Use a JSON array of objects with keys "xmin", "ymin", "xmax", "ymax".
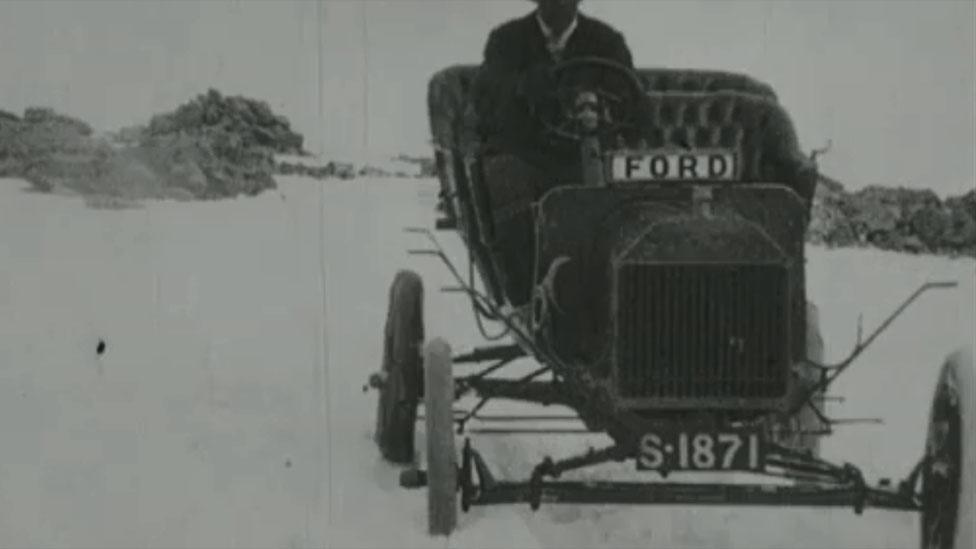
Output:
[
  {"xmin": 424, "ymin": 338, "xmax": 458, "ymax": 536},
  {"xmin": 920, "ymin": 346, "xmax": 974, "ymax": 549},
  {"xmin": 374, "ymin": 270, "xmax": 424, "ymax": 465}
]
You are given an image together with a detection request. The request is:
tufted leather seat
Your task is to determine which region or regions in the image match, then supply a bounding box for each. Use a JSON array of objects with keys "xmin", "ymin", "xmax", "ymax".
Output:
[
  {"xmin": 633, "ymin": 91, "xmax": 816, "ymax": 197},
  {"xmin": 638, "ymin": 68, "xmax": 776, "ymax": 98},
  {"xmin": 428, "ymin": 65, "xmax": 777, "ymax": 151},
  {"xmin": 427, "ymin": 66, "xmax": 477, "ymax": 151},
  {"xmin": 428, "ymin": 65, "xmax": 813, "ymax": 197}
]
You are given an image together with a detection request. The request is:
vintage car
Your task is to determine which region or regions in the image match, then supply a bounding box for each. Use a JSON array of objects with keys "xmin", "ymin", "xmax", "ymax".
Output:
[{"xmin": 366, "ymin": 58, "xmax": 973, "ymax": 549}]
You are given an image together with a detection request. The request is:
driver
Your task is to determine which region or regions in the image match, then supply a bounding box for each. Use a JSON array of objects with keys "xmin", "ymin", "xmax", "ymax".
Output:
[{"xmin": 471, "ymin": 0, "xmax": 635, "ymax": 307}]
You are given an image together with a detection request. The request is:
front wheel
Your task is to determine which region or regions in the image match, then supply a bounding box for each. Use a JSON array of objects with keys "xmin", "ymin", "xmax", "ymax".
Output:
[
  {"xmin": 423, "ymin": 338, "xmax": 458, "ymax": 536},
  {"xmin": 920, "ymin": 346, "xmax": 974, "ymax": 549}
]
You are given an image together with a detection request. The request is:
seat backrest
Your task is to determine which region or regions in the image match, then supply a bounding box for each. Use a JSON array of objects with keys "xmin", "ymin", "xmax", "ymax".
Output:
[
  {"xmin": 427, "ymin": 65, "xmax": 815, "ymax": 201},
  {"xmin": 427, "ymin": 65, "xmax": 778, "ymax": 152},
  {"xmin": 427, "ymin": 65, "xmax": 481, "ymax": 154},
  {"xmin": 637, "ymin": 69, "xmax": 777, "ymax": 99},
  {"xmin": 636, "ymin": 91, "xmax": 815, "ymax": 197}
]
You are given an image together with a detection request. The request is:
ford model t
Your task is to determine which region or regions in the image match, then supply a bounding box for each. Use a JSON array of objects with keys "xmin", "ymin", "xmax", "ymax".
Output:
[{"xmin": 365, "ymin": 58, "xmax": 974, "ymax": 548}]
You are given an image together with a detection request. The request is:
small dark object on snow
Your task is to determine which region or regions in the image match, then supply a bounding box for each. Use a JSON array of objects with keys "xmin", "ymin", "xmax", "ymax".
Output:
[{"xmin": 96, "ymin": 339, "xmax": 106, "ymax": 356}]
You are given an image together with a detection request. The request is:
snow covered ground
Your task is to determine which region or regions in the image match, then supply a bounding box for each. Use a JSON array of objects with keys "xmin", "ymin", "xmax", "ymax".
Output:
[{"xmin": 0, "ymin": 175, "xmax": 972, "ymax": 548}]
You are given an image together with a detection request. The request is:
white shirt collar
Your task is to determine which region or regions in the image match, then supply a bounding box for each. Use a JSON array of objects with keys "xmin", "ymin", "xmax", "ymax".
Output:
[{"xmin": 535, "ymin": 11, "xmax": 578, "ymax": 58}]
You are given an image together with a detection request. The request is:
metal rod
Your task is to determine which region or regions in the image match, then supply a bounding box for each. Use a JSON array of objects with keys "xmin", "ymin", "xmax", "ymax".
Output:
[
  {"xmin": 469, "ymin": 480, "xmax": 921, "ymax": 511},
  {"xmin": 453, "ymin": 345, "xmax": 525, "ymax": 364},
  {"xmin": 516, "ymin": 365, "xmax": 553, "ymax": 384},
  {"xmin": 468, "ymin": 428, "xmax": 592, "ymax": 435},
  {"xmin": 403, "ymin": 227, "xmax": 541, "ymax": 352},
  {"xmin": 830, "ymin": 280, "xmax": 957, "ymax": 375},
  {"xmin": 455, "ymin": 365, "xmax": 554, "ymax": 433},
  {"xmin": 789, "ymin": 280, "xmax": 957, "ymax": 416},
  {"xmin": 442, "ymin": 409, "xmax": 580, "ymax": 422},
  {"xmin": 829, "ymin": 418, "xmax": 884, "ymax": 425},
  {"xmin": 456, "ymin": 356, "xmax": 521, "ymax": 396},
  {"xmin": 804, "ymin": 400, "xmax": 833, "ymax": 426},
  {"xmin": 459, "ymin": 414, "xmax": 581, "ymax": 422},
  {"xmin": 457, "ymin": 396, "xmax": 493, "ymax": 433}
]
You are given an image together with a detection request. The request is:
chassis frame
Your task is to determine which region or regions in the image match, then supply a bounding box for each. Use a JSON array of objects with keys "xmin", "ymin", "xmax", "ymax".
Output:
[{"xmin": 389, "ymin": 225, "xmax": 957, "ymax": 518}]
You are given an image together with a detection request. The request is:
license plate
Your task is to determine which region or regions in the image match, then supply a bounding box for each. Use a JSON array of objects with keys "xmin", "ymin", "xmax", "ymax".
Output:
[
  {"xmin": 608, "ymin": 150, "xmax": 737, "ymax": 182},
  {"xmin": 636, "ymin": 428, "xmax": 765, "ymax": 472}
]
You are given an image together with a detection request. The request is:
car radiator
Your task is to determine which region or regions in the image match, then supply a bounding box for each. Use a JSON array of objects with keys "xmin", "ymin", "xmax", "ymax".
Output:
[{"xmin": 613, "ymin": 263, "xmax": 791, "ymax": 405}]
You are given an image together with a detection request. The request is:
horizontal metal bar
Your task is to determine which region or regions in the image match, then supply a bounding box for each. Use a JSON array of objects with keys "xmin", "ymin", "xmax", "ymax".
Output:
[
  {"xmin": 470, "ymin": 480, "xmax": 920, "ymax": 511},
  {"xmin": 419, "ymin": 414, "xmax": 580, "ymax": 423},
  {"xmin": 458, "ymin": 414, "xmax": 581, "ymax": 422},
  {"xmin": 453, "ymin": 345, "xmax": 525, "ymax": 364},
  {"xmin": 467, "ymin": 427, "xmax": 592, "ymax": 435},
  {"xmin": 440, "ymin": 287, "xmax": 467, "ymax": 293},
  {"xmin": 417, "ymin": 414, "xmax": 581, "ymax": 426},
  {"xmin": 830, "ymin": 418, "xmax": 884, "ymax": 425}
]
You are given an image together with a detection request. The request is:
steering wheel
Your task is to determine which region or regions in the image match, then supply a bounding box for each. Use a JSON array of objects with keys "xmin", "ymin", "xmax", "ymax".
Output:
[{"xmin": 528, "ymin": 56, "xmax": 646, "ymax": 142}]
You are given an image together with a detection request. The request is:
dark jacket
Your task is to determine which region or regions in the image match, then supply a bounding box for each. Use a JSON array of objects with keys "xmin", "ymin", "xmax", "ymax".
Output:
[{"xmin": 472, "ymin": 11, "xmax": 634, "ymax": 170}]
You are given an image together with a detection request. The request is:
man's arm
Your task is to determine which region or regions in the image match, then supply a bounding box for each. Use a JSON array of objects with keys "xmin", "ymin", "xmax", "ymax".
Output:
[
  {"xmin": 470, "ymin": 26, "xmax": 526, "ymax": 138},
  {"xmin": 605, "ymin": 29, "xmax": 634, "ymax": 70}
]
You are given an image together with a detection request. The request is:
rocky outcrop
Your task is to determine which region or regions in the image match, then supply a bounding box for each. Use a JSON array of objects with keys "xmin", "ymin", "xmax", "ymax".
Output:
[
  {"xmin": 0, "ymin": 107, "xmax": 138, "ymax": 196},
  {"xmin": 137, "ymin": 89, "xmax": 305, "ymax": 198},
  {"xmin": 0, "ymin": 108, "xmax": 98, "ymax": 179},
  {"xmin": 2, "ymin": 89, "xmax": 306, "ymax": 201},
  {"xmin": 144, "ymin": 89, "xmax": 303, "ymax": 155},
  {"xmin": 275, "ymin": 156, "xmax": 429, "ymax": 180},
  {"xmin": 809, "ymin": 174, "xmax": 975, "ymax": 257},
  {"xmin": 276, "ymin": 160, "xmax": 356, "ymax": 180}
]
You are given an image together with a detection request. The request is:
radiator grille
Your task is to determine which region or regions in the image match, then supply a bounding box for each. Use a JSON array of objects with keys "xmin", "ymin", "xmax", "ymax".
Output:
[{"xmin": 615, "ymin": 263, "xmax": 790, "ymax": 401}]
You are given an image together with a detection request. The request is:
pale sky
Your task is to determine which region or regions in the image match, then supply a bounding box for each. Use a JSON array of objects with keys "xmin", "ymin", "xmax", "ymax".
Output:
[{"xmin": 0, "ymin": 0, "xmax": 973, "ymax": 194}]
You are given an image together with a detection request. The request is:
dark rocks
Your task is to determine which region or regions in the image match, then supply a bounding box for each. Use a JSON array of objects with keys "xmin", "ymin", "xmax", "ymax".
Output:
[
  {"xmin": 0, "ymin": 109, "xmax": 20, "ymax": 123},
  {"xmin": 138, "ymin": 88, "xmax": 304, "ymax": 199},
  {"xmin": 2, "ymin": 89, "xmax": 306, "ymax": 201},
  {"xmin": 809, "ymin": 175, "xmax": 975, "ymax": 258},
  {"xmin": 276, "ymin": 160, "xmax": 355, "ymax": 180},
  {"xmin": 275, "ymin": 155, "xmax": 437, "ymax": 181},
  {"xmin": 1, "ymin": 106, "xmax": 99, "ymax": 180},
  {"xmin": 22, "ymin": 107, "xmax": 93, "ymax": 137},
  {"xmin": 357, "ymin": 165, "xmax": 392, "ymax": 178},
  {"xmin": 145, "ymin": 89, "xmax": 303, "ymax": 155}
]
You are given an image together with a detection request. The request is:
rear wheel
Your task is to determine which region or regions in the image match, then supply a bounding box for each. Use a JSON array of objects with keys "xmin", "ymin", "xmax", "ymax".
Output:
[
  {"xmin": 374, "ymin": 270, "xmax": 424, "ymax": 465},
  {"xmin": 920, "ymin": 347, "xmax": 974, "ymax": 549}
]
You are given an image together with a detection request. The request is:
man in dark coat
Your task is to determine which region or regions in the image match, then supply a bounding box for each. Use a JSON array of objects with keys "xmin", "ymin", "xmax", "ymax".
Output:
[
  {"xmin": 473, "ymin": 0, "xmax": 634, "ymax": 174},
  {"xmin": 471, "ymin": 0, "xmax": 636, "ymax": 306}
]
